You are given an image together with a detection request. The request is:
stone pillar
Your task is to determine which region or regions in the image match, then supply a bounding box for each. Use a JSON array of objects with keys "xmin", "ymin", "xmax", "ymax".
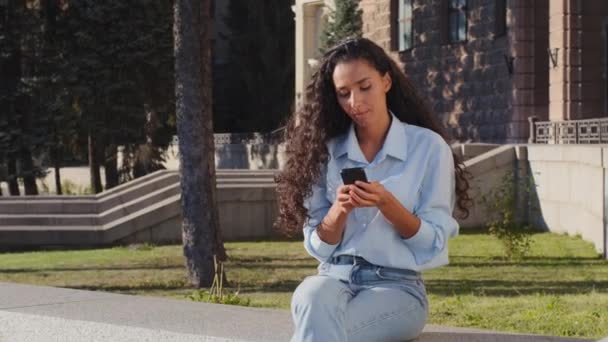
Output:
[
  {"xmin": 510, "ymin": 0, "xmax": 549, "ymax": 143},
  {"xmin": 548, "ymin": 0, "xmax": 582, "ymax": 121},
  {"xmin": 294, "ymin": 0, "xmax": 327, "ymax": 110}
]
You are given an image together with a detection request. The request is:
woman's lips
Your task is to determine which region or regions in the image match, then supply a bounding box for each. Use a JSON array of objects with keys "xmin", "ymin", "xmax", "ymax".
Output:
[{"xmin": 353, "ymin": 110, "xmax": 370, "ymax": 119}]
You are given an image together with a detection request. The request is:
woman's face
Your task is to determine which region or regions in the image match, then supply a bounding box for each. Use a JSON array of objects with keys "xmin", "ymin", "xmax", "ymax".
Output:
[{"xmin": 332, "ymin": 58, "xmax": 392, "ymax": 129}]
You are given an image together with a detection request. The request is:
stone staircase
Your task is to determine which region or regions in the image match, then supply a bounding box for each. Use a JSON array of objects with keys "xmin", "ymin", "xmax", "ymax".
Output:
[{"xmin": 0, "ymin": 169, "xmax": 279, "ymax": 249}]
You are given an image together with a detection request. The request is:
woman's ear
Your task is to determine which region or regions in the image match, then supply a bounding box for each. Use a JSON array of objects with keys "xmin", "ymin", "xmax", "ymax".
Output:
[{"xmin": 382, "ymin": 73, "xmax": 392, "ymax": 93}]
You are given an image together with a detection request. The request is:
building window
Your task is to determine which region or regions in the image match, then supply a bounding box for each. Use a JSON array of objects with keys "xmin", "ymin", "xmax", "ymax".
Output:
[
  {"xmin": 495, "ymin": 0, "xmax": 507, "ymax": 38},
  {"xmin": 448, "ymin": 0, "xmax": 467, "ymax": 43},
  {"xmin": 398, "ymin": 0, "xmax": 414, "ymax": 51},
  {"xmin": 390, "ymin": 0, "xmax": 414, "ymax": 51}
]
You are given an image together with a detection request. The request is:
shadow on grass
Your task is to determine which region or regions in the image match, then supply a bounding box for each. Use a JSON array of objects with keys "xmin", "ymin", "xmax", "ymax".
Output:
[
  {"xmin": 232, "ymin": 280, "xmax": 302, "ymax": 293},
  {"xmin": 425, "ymin": 279, "xmax": 608, "ymax": 296},
  {"xmin": 228, "ymin": 262, "xmax": 317, "ymax": 270},
  {"xmin": 0, "ymin": 264, "xmax": 183, "ymax": 274},
  {"xmin": 227, "ymin": 255, "xmax": 311, "ymax": 262},
  {"xmin": 69, "ymin": 282, "xmax": 189, "ymax": 292},
  {"xmin": 446, "ymin": 255, "xmax": 605, "ymax": 268},
  {"xmin": 66, "ymin": 279, "xmax": 302, "ymax": 294}
]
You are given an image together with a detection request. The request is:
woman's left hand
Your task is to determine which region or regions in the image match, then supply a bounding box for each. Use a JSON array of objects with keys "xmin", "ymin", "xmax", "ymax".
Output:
[{"xmin": 348, "ymin": 181, "xmax": 390, "ymax": 208}]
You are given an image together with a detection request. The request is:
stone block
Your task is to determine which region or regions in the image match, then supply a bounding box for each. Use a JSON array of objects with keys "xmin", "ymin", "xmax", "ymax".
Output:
[
  {"xmin": 528, "ymin": 161, "xmax": 548, "ymax": 200},
  {"xmin": 546, "ymin": 164, "xmax": 570, "ymax": 202}
]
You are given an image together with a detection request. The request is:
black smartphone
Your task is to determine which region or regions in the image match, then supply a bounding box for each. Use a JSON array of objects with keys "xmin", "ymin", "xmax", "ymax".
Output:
[{"xmin": 340, "ymin": 167, "xmax": 368, "ymax": 185}]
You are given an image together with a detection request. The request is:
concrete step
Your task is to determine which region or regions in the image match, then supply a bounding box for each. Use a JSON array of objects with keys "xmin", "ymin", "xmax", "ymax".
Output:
[
  {"xmin": 0, "ymin": 172, "xmax": 180, "ymax": 215},
  {"xmin": 97, "ymin": 172, "xmax": 180, "ymax": 213},
  {"xmin": 0, "ymin": 171, "xmax": 277, "ymax": 215},
  {"xmin": 0, "ymin": 194, "xmax": 181, "ymax": 246},
  {"xmin": 0, "ymin": 183, "xmax": 182, "ymax": 226}
]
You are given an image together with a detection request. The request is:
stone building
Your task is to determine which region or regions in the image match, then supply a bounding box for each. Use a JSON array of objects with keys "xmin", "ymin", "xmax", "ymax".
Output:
[{"xmin": 294, "ymin": 0, "xmax": 608, "ymax": 143}]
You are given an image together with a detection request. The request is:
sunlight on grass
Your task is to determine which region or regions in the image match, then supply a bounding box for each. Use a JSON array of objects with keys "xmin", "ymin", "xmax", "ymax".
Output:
[{"xmin": 0, "ymin": 232, "xmax": 606, "ymax": 339}]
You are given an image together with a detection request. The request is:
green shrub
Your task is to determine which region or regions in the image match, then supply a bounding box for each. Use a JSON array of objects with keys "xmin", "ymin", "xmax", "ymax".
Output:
[{"xmin": 481, "ymin": 172, "xmax": 537, "ymax": 260}]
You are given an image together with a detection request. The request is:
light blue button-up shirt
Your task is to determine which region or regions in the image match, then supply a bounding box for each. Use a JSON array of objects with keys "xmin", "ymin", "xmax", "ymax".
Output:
[{"xmin": 303, "ymin": 112, "xmax": 459, "ymax": 272}]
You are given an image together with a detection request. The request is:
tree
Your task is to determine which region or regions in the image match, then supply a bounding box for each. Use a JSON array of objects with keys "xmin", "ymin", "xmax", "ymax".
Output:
[
  {"xmin": 319, "ymin": 0, "xmax": 363, "ymax": 54},
  {"xmin": 0, "ymin": 0, "xmax": 49, "ymax": 196},
  {"xmin": 174, "ymin": 0, "xmax": 227, "ymax": 288},
  {"xmin": 55, "ymin": 0, "xmax": 175, "ymax": 193},
  {"xmin": 214, "ymin": 0, "xmax": 294, "ymax": 133}
]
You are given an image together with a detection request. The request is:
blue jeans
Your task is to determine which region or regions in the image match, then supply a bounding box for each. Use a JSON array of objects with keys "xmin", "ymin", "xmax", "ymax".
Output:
[{"xmin": 291, "ymin": 256, "xmax": 428, "ymax": 342}]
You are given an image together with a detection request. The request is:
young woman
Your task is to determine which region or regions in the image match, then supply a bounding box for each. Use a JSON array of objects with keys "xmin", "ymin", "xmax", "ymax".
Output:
[{"xmin": 275, "ymin": 37, "xmax": 471, "ymax": 342}]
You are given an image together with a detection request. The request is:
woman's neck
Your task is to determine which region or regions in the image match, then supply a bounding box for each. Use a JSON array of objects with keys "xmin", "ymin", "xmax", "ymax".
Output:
[{"xmin": 355, "ymin": 111, "xmax": 391, "ymax": 162}]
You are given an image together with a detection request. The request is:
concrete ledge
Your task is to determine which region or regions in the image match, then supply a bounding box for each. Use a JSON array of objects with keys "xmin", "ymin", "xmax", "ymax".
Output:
[
  {"xmin": 0, "ymin": 282, "xmax": 594, "ymax": 342},
  {"xmin": 0, "ymin": 170, "xmax": 280, "ymax": 247},
  {"xmin": 451, "ymin": 143, "xmax": 501, "ymax": 161}
]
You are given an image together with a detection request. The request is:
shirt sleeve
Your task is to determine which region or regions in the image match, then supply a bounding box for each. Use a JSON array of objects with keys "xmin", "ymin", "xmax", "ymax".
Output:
[
  {"xmin": 302, "ymin": 163, "xmax": 339, "ymax": 262},
  {"xmin": 402, "ymin": 140, "xmax": 459, "ymax": 265}
]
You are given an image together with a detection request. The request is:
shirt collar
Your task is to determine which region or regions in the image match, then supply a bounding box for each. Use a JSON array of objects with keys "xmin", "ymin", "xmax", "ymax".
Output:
[{"xmin": 333, "ymin": 111, "xmax": 408, "ymax": 163}]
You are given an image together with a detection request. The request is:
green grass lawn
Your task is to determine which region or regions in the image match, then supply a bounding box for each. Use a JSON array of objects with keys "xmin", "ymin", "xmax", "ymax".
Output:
[{"xmin": 0, "ymin": 231, "xmax": 606, "ymax": 339}]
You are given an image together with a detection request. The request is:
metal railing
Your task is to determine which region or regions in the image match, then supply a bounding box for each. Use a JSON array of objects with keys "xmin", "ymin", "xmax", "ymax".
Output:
[
  {"xmin": 170, "ymin": 127, "xmax": 286, "ymax": 147},
  {"xmin": 529, "ymin": 116, "xmax": 608, "ymax": 144}
]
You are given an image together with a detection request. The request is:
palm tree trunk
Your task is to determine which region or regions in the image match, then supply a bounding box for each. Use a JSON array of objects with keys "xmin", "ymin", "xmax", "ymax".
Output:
[{"xmin": 174, "ymin": 0, "xmax": 226, "ymax": 288}]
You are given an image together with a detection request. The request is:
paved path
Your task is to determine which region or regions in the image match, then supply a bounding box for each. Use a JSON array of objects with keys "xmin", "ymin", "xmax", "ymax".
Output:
[{"xmin": 0, "ymin": 282, "xmax": 595, "ymax": 342}]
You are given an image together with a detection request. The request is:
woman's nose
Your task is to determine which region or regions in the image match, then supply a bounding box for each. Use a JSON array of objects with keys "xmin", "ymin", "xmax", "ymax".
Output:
[{"xmin": 348, "ymin": 91, "xmax": 360, "ymax": 111}]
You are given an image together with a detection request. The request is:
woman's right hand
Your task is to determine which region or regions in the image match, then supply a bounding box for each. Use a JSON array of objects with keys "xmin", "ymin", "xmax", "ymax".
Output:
[
  {"xmin": 335, "ymin": 184, "xmax": 355, "ymax": 214},
  {"xmin": 317, "ymin": 185, "xmax": 354, "ymax": 244}
]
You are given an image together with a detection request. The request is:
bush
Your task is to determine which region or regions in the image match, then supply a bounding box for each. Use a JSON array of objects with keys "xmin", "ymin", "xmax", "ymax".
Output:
[{"xmin": 481, "ymin": 172, "xmax": 537, "ymax": 260}]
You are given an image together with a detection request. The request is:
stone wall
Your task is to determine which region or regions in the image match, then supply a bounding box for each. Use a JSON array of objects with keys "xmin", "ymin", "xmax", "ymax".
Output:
[
  {"xmin": 361, "ymin": 0, "xmax": 514, "ymax": 142},
  {"xmin": 527, "ymin": 145, "xmax": 606, "ymax": 254}
]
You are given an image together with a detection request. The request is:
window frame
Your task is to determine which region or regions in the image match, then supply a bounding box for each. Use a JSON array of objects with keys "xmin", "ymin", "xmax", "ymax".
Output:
[
  {"xmin": 494, "ymin": 0, "xmax": 507, "ymax": 38},
  {"xmin": 446, "ymin": 0, "xmax": 468, "ymax": 44},
  {"xmin": 391, "ymin": 0, "xmax": 415, "ymax": 52}
]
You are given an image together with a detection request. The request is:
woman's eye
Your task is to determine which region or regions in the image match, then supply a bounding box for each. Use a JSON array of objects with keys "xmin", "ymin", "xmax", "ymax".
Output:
[
  {"xmin": 361, "ymin": 85, "xmax": 371, "ymax": 91},
  {"xmin": 338, "ymin": 92, "xmax": 350, "ymax": 98}
]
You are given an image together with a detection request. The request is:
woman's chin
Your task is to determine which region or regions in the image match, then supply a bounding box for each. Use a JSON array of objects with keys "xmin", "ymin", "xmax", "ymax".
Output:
[{"xmin": 352, "ymin": 112, "xmax": 370, "ymax": 126}]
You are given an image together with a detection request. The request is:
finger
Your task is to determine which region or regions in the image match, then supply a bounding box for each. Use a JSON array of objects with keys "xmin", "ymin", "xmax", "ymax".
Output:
[
  {"xmin": 349, "ymin": 197, "xmax": 363, "ymax": 207},
  {"xmin": 350, "ymin": 190, "xmax": 374, "ymax": 207},
  {"xmin": 350, "ymin": 186, "xmax": 375, "ymax": 201},
  {"xmin": 354, "ymin": 181, "xmax": 381, "ymax": 193},
  {"xmin": 337, "ymin": 193, "xmax": 351, "ymax": 202},
  {"xmin": 338, "ymin": 185, "xmax": 352, "ymax": 194}
]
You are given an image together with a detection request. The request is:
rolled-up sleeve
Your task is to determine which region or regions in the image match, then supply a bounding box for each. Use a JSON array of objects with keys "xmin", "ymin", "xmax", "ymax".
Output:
[
  {"xmin": 403, "ymin": 141, "xmax": 459, "ymax": 265},
  {"xmin": 302, "ymin": 164, "xmax": 339, "ymax": 262}
]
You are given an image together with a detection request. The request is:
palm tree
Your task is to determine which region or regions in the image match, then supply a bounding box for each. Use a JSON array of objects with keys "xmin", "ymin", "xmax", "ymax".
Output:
[{"xmin": 174, "ymin": 0, "xmax": 227, "ymax": 288}]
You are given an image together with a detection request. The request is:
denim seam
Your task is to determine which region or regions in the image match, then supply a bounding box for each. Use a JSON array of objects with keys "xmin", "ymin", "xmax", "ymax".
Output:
[
  {"xmin": 336, "ymin": 287, "xmax": 353, "ymax": 320},
  {"xmin": 347, "ymin": 302, "xmax": 421, "ymax": 336}
]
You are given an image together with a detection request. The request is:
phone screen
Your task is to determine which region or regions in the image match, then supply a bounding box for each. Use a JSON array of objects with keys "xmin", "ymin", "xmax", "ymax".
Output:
[{"xmin": 340, "ymin": 167, "xmax": 368, "ymax": 185}]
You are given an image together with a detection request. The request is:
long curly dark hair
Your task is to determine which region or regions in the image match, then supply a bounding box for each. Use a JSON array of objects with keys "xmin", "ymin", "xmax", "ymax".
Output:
[{"xmin": 275, "ymin": 37, "xmax": 472, "ymax": 236}]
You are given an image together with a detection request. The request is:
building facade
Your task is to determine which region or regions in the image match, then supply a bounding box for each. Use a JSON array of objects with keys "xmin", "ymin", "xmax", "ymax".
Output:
[{"xmin": 294, "ymin": 0, "xmax": 608, "ymax": 143}]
